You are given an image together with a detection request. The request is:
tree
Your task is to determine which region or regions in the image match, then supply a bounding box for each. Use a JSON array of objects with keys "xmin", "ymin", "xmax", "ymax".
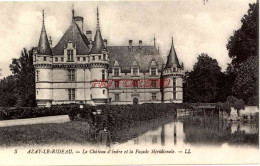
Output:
[
  {"xmin": 225, "ymin": 96, "xmax": 245, "ymax": 117},
  {"xmin": 233, "ymin": 56, "xmax": 258, "ymax": 105},
  {"xmin": 9, "ymin": 48, "xmax": 36, "ymax": 107},
  {"xmin": 0, "ymin": 75, "xmax": 18, "ymax": 107},
  {"xmin": 226, "ymin": 3, "xmax": 258, "ymax": 71},
  {"xmin": 184, "ymin": 53, "xmax": 222, "ymax": 103},
  {"xmin": 226, "ymin": 3, "xmax": 258, "ymax": 106}
]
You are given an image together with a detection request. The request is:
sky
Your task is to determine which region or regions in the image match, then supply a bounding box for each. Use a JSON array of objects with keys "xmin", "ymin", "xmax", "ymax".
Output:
[{"xmin": 0, "ymin": 0, "xmax": 256, "ymax": 78}]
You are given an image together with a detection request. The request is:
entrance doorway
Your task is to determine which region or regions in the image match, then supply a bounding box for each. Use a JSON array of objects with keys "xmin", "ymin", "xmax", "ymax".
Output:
[{"xmin": 133, "ymin": 98, "xmax": 139, "ymax": 104}]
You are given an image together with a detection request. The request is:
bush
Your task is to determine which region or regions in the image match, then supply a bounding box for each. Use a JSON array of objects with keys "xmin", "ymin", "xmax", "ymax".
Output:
[
  {"xmin": 82, "ymin": 103, "xmax": 181, "ymax": 131},
  {"xmin": 0, "ymin": 105, "xmax": 71, "ymax": 120}
]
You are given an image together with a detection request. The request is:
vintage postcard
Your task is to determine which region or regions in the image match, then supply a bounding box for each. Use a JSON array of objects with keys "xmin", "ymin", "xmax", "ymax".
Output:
[{"xmin": 0, "ymin": 0, "xmax": 259, "ymax": 165}]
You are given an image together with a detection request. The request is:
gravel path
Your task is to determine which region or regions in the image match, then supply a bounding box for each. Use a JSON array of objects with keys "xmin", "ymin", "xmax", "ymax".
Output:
[{"xmin": 0, "ymin": 115, "xmax": 70, "ymax": 127}]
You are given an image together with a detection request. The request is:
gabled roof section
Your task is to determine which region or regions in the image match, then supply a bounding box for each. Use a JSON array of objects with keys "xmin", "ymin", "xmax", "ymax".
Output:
[
  {"xmin": 107, "ymin": 46, "xmax": 164, "ymax": 73},
  {"xmin": 38, "ymin": 10, "xmax": 52, "ymax": 55},
  {"xmin": 52, "ymin": 19, "xmax": 90, "ymax": 55},
  {"xmin": 90, "ymin": 7, "xmax": 105, "ymax": 54},
  {"xmin": 165, "ymin": 37, "xmax": 181, "ymax": 69}
]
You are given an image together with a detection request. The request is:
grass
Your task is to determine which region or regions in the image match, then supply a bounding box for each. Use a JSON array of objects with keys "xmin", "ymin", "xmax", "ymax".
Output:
[
  {"xmin": 0, "ymin": 116, "xmax": 176, "ymax": 147},
  {"xmin": 0, "ymin": 121, "xmax": 95, "ymax": 147}
]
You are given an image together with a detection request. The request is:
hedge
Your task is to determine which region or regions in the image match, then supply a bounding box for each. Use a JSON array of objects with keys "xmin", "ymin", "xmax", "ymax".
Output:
[
  {"xmin": 0, "ymin": 105, "xmax": 75, "ymax": 120},
  {"xmin": 67, "ymin": 103, "xmax": 190, "ymax": 132},
  {"xmin": 0, "ymin": 103, "xmax": 194, "ymax": 122}
]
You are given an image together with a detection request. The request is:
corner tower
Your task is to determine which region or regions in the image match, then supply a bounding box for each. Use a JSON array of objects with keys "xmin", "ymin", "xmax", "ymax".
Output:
[
  {"xmin": 33, "ymin": 10, "xmax": 53, "ymax": 107},
  {"xmin": 89, "ymin": 7, "xmax": 109, "ymax": 104},
  {"xmin": 162, "ymin": 37, "xmax": 184, "ymax": 103}
]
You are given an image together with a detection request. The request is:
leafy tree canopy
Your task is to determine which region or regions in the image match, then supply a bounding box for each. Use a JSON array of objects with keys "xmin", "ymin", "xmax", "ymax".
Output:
[
  {"xmin": 184, "ymin": 53, "xmax": 222, "ymax": 103},
  {"xmin": 227, "ymin": 3, "xmax": 258, "ymax": 70},
  {"xmin": 233, "ymin": 56, "xmax": 258, "ymax": 105},
  {"xmin": 9, "ymin": 48, "xmax": 36, "ymax": 107}
]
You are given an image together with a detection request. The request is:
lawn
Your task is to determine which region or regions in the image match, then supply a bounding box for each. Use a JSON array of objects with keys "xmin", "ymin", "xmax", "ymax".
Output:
[
  {"xmin": 0, "ymin": 121, "xmax": 95, "ymax": 147},
  {"xmin": 0, "ymin": 117, "xmax": 175, "ymax": 147}
]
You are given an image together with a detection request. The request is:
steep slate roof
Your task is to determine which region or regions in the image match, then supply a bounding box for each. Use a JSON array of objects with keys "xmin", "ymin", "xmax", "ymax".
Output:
[
  {"xmin": 90, "ymin": 30, "xmax": 105, "ymax": 54},
  {"xmin": 90, "ymin": 7, "xmax": 105, "ymax": 54},
  {"xmin": 107, "ymin": 46, "xmax": 164, "ymax": 73},
  {"xmin": 165, "ymin": 37, "xmax": 181, "ymax": 68},
  {"xmin": 52, "ymin": 19, "xmax": 90, "ymax": 55},
  {"xmin": 37, "ymin": 11, "xmax": 52, "ymax": 55}
]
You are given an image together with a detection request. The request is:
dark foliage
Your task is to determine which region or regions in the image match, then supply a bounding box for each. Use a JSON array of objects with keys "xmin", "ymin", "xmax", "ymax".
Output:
[
  {"xmin": 0, "ymin": 105, "xmax": 72, "ymax": 120},
  {"xmin": 9, "ymin": 48, "xmax": 36, "ymax": 107},
  {"xmin": 226, "ymin": 3, "xmax": 258, "ymax": 70},
  {"xmin": 226, "ymin": 3, "xmax": 258, "ymax": 105},
  {"xmin": 184, "ymin": 54, "xmax": 222, "ymax": 103},
  {"xmin": 0, "ymin": 75, "xmax": 18, "ymax": 107}
]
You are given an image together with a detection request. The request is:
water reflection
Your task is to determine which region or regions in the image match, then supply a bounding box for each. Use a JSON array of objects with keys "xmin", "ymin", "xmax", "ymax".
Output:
[{"xmin": 119, "ymin": 117, "xmax": 258, "ymax": 147}]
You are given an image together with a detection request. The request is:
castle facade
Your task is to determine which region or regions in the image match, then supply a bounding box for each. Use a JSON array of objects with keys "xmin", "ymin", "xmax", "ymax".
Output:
[{"xmin": 33, "ymin": 8, "xmax": 185, "ymax": 107}]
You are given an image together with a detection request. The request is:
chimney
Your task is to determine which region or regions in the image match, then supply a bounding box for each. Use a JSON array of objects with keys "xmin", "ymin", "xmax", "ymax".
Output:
[
  {"xmin": 139, "ymin": 40, "xmax": 142, "ymax": 49},
  {"xmin": 129, "ymin": 40, "xmax": 133, "ymax": 50},
  {"xmin": 74, "ymin": 16, "xmax": 84, "ymax": 32},
  {"xmin": 86, "ymin": 30, "xmax": 92, "ymax": 42},
  {"xmin": 49, "ymin": 36, "xmax": 52, "ymax": 47},
  {"xmin": 104, "ymin": 39, "xmax": 107, "ymax": 48}
]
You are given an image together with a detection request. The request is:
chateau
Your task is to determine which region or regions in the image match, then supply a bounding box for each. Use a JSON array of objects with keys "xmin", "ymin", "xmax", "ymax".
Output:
[{"xmin": 33, "ymin": 8, "xmax": 185, "ymax": 107}]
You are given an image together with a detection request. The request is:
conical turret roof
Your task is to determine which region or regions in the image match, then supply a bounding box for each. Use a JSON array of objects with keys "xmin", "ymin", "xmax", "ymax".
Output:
[
  {"xmin": 165, "ymin": 37, "xmax": 181, "ymax": 68},
  {"xmin": 90, "ymin": 7, "xmax": 105, "ymax": 54},
  {"xmin": 37, "ymin": 10, "xmax": 52, "ymax": 55}
]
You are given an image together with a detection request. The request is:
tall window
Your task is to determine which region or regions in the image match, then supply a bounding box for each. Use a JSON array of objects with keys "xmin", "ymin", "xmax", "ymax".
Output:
[
  {"xmin": 43, "ymin": 57, "xmax": 47, "ymax": 61},
  {"xmin": 99, "ymin": 56, "xmax": 101, "ymax": 60},
  {"xmin": 92, "ymin": 56, "xmax": 95, "ymax": 61},
  {"xmin": 173, "ymin": 79, "xmax": 176, "ymax": 89},
  {"xmin": 36, "ymin": 70, "xmax": 39, "ymax": 82},
  {"xmin": 115, "ymin": 81, "xmax": 119, "ymax": 88},
  {"xmin": 115, "ymin": 94, "xmax": 120, "ymax": 101},
  {"xmin": 152, "ymin": 93, "xmax": 156, "ymax": 101},
  {"xmin": 68, "ymin": 89, "xmax": 75, "ymax": 100},
  {"xmin": 173, "ymin": 79, "xmax": 176, "ymax": 100},
  {"xmin": 61, "ymin": 57, "xmax": 64, "ymax": 62},
  {"xmin": 77, "ymin": 57, "xmax": 80, "ymax": 61},
  {"xmin": 102, "ymin": 70, "xmax": 105, "ymax": 80},
  {"xmin": 68, "ymin": 69, "xmax": 76, "ymax": 81},
  {"xmin": 55, "ymin": 57, "xmax": 58, "ymax": 62},
  {"xmin": 151, "ymin": 67, "xmax": 156, "ymax": 76},
  {"xmin": 114, "ymin": 68, "xmax": 119, "ymax": 76},
  {"xmin": 133, "ymin": 68, "xmax": 138, "ymax": 76},
  {"xmin": 133, "ymin": 80, "xmax": 138, "ymax": 88},
  {"xmin": 67, "ymin": 50, "xmax": 74, "ymax": 62},
  {"xmin": 103, "ymin": 54, "xmax": 106, "ymax": 60},
  {"xmin": 83, "ymin": 57, "xmax": 86, "ymax": 61}
]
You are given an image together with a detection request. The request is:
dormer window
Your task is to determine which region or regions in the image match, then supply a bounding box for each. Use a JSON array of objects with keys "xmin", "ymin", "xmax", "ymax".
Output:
[
  {"xmin": 83, "ymin": 57, "xmax": 86, "ymax": 61},
  {"xmin": 99, "ymin": 56, "xmax": 101, "ymax": 60},
  {"xmin": 43, "ymin": 57, "xmax": 47, "ymax": 61},
  {"xmin": 133, "ymin": 68, "xmax": 138, "ymax": 76},
  {"xmin": 103, "ymin": 54, "xmax": 106, "ymax": 60},
  {"xmin": 61, "ymin": 57, "xmax": 64, "ymax": 62},
  {"xmin": 151, "ymin": 67, "xmax": 157, "ymax": 76},
  {"xmin": 55, "ymin": 57, "xmax": 58, "ymax": 62},
  {"xmin": 67, "ymin": 50, "xmax": 74, "ymax": 62},
  {"xmin": 114, "ymin": 68, "xmax": 119, "ymax": 77},
  {"xmin": 92, "ymin": 56, "xmax": 95, "ymax": 61},
  {"xmin": 77, "ymin": 57, "xmax": 80, "ymax": 61}
]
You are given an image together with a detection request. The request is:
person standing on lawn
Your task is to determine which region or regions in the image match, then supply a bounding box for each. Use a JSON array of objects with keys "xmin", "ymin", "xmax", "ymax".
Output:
[{"xmin": 97, "ymin": 127, "xmax": 112, "ymax": 148}]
